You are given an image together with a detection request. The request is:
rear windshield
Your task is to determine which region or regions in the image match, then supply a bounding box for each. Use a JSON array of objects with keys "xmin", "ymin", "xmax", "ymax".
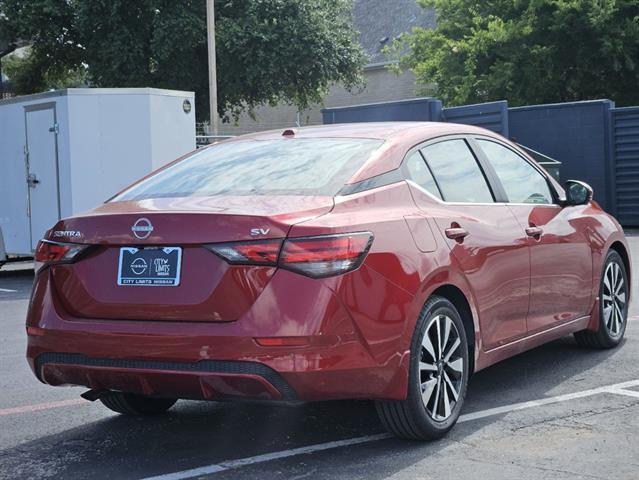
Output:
[{"xmin": 112, "ymin": 138, "xmax": 384, "ymax": 200}]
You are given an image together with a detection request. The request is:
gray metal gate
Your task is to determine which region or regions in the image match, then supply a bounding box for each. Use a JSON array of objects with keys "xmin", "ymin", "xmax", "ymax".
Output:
[{"xmin": 610, "ymin": 107, "xmax": 639, "ymax": 226}]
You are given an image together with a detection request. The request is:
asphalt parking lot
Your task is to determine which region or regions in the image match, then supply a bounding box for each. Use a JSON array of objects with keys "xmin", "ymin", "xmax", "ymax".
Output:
[{"xmin": 1, "ymin": 233, "xmax": 638, "ymax": 480}]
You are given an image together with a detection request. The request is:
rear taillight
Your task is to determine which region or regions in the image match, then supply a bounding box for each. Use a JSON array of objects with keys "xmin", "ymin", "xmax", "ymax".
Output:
[
  {"xmin": 34, "ymin": 240, "xmax": 89, "ymax": 271},
  {"xmin": 206, "ymin": 232, "xmax": 373, "ymax": 278},
  {"xmin": 279, "ymin": 233, "xmax": 373, "ymax": 278},
  {"xmin": 206, "ymin": 239, "xmax": 283, "ymax": 266}
]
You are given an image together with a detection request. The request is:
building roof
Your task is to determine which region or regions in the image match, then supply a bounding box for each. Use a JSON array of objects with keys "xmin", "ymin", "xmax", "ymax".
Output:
[{"xmin": 353, "ymin": 0, "xmax": 435, "ymax": 65}]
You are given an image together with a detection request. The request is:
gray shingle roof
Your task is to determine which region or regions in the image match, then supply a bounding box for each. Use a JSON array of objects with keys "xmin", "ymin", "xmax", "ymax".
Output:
[{"xmin": 353, "ymin": 0, "xmax": 435, "ymax": 65}]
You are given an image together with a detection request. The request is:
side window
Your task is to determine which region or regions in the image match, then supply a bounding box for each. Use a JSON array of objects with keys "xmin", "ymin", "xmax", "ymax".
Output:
[
  {"xmin": 477, "ymin": 140, "xmax": 553, "ymax": 205},
  {"xmin": 420, "ymin": 140, "xmax": 494, "ymax": 203},
  {"xmin": 404, "ymin": 151, "xmax": 442, "ymax": 199}
]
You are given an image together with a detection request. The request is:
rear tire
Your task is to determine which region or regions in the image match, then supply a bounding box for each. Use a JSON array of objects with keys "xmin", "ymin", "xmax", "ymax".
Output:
[
  {"xmin": 574, "ymin": 250, "xmax": 628, "ymax": 349},
  {"xmin": 100, "ymin": 392, "xmax": 177, "ymax": 415},
  {"xmin": 375, "ymin": 295, "xmax": 470, "ymax": 440}
]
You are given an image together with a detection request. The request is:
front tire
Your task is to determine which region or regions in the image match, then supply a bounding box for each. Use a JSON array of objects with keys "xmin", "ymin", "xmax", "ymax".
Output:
[
  {"xmin": 100, "ymin": 392, "xmax": 177, "ymax": 415},
  {"xmin": 376, "ymin": 295, "xmax": 469, "ymax": 440},
  {"xmin": 575, "ymin": 249, "xmax": 629, "ymax": 349}
]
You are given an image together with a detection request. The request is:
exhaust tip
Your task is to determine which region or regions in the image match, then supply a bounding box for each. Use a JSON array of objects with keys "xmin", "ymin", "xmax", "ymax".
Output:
[{"xmin": 80, "ymin": 389, "xmax": 113, "ymax": 402}]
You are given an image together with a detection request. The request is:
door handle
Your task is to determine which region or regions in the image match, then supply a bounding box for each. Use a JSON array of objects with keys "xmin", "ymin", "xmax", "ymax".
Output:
[
  {"xmin": 445, "ymin": 227, "xmax": 469, "ymax": 241},
  {"xmin": 525, "ymin": 226, "xmax": 543, "ymax": 238}
]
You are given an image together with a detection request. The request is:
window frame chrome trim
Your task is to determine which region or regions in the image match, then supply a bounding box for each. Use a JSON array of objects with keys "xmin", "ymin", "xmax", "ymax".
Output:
[
  {"xmin": 471, "ymin": 135, "xmax": 563, "ymax": 206},
  {"xmin": 401, "ymin": 135, "xmax": 502, "ymax": 204},
  {"xmin": 406, "ymin": 179, "xmax": 563, "ymax": 208}
]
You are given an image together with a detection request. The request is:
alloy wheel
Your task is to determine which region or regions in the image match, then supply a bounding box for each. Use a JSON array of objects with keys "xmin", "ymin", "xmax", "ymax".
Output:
[
  {"xmin": 602, "ymin": 261, "xmax": 627, "ymax": 338},
  {"xmin": 419, "ymin": 314, "xmax": 464, "ymax": 421}
]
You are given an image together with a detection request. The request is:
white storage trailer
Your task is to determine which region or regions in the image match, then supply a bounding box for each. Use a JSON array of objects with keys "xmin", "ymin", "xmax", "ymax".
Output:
[{"xmin": 0, "ymin": 88, "xmax": 195, "ymax": 263}]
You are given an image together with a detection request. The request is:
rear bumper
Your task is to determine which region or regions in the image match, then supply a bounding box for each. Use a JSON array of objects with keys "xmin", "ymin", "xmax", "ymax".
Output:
[
  {"xmin": 35, "ymin": 353, "xmax": 297, "ymax": 401},
  {"xmin": 28, "ymin": 339, "xmax": 408, "ymax": 402},
  {"xmin": 26, "ymin": 267, "xmax": 413, "ymax": 402}
]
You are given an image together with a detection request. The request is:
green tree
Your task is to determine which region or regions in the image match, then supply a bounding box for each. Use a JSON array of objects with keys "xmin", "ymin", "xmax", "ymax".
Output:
[
  {"xmin": 390, "ymin": 0, "xmax": 639, "ymax": 107},
  {"xmin": 2, "ymin": 49, "xmax": 86, "ymax": 94},
  {"xmin": 0, "ymin": 0, "xmax": 365, "ymax": 120},
  {"xmin": 0, "ymin": 0, "xmax": 84, "ymax": 94}
]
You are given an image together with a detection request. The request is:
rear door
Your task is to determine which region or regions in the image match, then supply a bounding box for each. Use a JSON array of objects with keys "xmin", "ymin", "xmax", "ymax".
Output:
[
  {"xmin": 25, "ymin": 103, "xmax": 60, "ymax": 251},
  {"xmin": 474, "ymin": 138, "xmax": 593, "ymax": 334},
  {"xmin": 406, "ymin": 138, "xmax": 531, "ymax": 350}
]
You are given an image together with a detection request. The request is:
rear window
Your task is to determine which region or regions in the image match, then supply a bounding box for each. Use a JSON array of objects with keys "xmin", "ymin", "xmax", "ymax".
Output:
[{"xmin": 113, "ymin": 138, "xmax": 384, "ymax": 201}]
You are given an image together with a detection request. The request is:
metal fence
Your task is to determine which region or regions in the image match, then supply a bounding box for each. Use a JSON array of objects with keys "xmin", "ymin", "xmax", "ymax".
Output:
[
  {"xmin": 196, "ymin": 135, "xmax": 235, "ymax": 148},
  {"xmin": 610, "ymin": 107, "xmax": 639, "ymax": 226},
  {"xmin": 321, "ymin": 97, "xmax": 639, "ymax": 225}
]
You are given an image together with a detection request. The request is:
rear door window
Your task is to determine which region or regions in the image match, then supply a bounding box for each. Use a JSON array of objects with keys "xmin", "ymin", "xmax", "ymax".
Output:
[
  {"xmin": 420, "ymin": 140, "xmax": 494, "ymax": 203},
  {"xmin": 477, "ymin": 140, "xmax": 553, "ymax": 205},
  {"xmin": 113, "ymin": 138, "xmax": 384, "ymax": 201},
  {"xmin": 404, "ymin": 151, "xmax": 442, "ymax": 199}
]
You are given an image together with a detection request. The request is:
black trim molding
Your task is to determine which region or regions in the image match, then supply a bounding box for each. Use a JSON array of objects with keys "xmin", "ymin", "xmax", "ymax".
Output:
[{"xmin": 36, "ymin": 352, "xmax": 298, "ymax": 400}]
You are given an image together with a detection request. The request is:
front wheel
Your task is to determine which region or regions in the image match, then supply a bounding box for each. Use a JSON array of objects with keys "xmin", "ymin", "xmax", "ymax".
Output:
[
  {"xmin": 100, "ymin": 392, "xmax": 177, "ymax": 415},
  {"xmin": 376, "ymin": 295, "xmax": 469, "ymax": 440},
  {"xmin": 575, "ymin": 249, "xmax": 629, "ymax": 349}
]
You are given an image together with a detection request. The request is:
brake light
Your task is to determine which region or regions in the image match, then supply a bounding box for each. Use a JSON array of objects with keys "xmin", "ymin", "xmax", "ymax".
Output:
[
  {"xmin": 280, "ymin": 233, "xmax": 373, "ymax": 278},
  {"xmin": 34, "ymin": 240, "xmax": 88, "ymax": 271},
  {"xmin": 206, "ymin": 239, "xmax": 283, "ymax": 265},
  {"xmin": 206, "ymin": 232, "xmax": 373, "ymax": 278}
]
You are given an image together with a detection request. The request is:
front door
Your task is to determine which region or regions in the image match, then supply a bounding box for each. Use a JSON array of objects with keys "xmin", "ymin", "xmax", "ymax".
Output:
[
  {"xmin": 474, "ymin": 138, "xmax": 593, "ymax": 334},
  {"xmin": 507, "ymin": 204, "xmax": 593, "ymax": 333},
  {"xmin": 25, "ymin": 104, "xmax": 60, "ymax": 250}
]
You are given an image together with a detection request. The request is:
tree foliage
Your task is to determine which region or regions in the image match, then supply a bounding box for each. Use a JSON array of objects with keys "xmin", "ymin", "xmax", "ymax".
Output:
[
  {"xmin": 0, "ymin": 0, "xmax": 84, "ymax": 93},
  {"xmin": 2, "ymin": 50, "xmax": 86, "ymax": 94},
  {"xmin": 0, "ymin": 0, "xmax": 365, "ymax": 120},
  {"xmin": 390, "ymin": 0, "xmax": 639, "ymax": 106}
]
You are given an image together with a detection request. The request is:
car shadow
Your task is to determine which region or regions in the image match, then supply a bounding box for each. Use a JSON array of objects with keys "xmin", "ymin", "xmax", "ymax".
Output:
[{"xmin": 0, "ymin": 335, "xmax": 628, "ymax": 480}]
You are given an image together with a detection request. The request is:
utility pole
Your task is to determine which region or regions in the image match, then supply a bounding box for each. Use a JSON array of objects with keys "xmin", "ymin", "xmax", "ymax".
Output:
[{"xmin": 206, "ymin": 0, "xmax": 219, "ymax": 137}]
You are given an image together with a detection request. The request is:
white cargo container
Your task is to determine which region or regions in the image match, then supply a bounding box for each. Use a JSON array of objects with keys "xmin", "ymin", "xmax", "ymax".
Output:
[{"xmin": 0, "ymin": 88, "xmax": 195, "ymax": 263}]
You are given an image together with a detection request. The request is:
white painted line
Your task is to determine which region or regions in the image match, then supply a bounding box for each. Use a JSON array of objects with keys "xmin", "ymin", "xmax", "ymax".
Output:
[
  {"xmin": 0, "ymin": 398, "xmax": 87, "ymax": 416},
  {"xmin": 141, "ymin": 434, "xmax": 391, "ymax": 480},
  {"xmin": 609, "ymin": 388, "xmax": 639, "ymax": 399},
  {"xmin": 457, "ymin": 378, "xmax": 639, "ymax": 422},
  {"xmin": 0, "ymin": 288, "xmax": 17, "ymax": 293},
  {"xmin": 140, "ymin": 378, "xmax": 639, "ymax": 480}
]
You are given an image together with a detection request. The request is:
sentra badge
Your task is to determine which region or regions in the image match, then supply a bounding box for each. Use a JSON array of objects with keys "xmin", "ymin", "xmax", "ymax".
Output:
[{"xmin": 53, "ymin": 230, "xmax": 82, "ymax": 238}]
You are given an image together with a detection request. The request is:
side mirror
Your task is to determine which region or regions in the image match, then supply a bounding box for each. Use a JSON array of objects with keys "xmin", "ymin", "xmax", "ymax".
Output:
[{"xmin": 564, "ymin": 180, "xmax": 593, "ymax": 206}]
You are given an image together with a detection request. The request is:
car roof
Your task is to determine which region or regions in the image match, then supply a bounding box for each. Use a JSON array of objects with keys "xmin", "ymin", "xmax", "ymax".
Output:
[
  {"xmin": 230, "ymin": 121, "xmax": 493, "ymax": 141},
  {"xmin": 223, "ymin": 122, "xmax": 506, "ymax": 183}
]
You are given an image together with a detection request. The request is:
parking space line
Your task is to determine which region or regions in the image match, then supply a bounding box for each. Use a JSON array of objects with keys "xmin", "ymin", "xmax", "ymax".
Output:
[
  {"xmin": 609, "ymin": 389, "xmax": 639, "ymax": 399},
  {"xmin": 140, "ymin": 378, "xmax": 639, "ymax": 480},
  {"xmin": 142, "ymin": 434, "xmax": 392, "ymax": 480},
  {"xmin": 0, "ymin": 288, "xmax": 17, "ymax": 293},
  {"xmin": 457, "ymin": 379, "xmax": 639, "ymax": 422},
  {"xmin": 0, "ymin": 398, "xmax": 87, "ymax": 416}
]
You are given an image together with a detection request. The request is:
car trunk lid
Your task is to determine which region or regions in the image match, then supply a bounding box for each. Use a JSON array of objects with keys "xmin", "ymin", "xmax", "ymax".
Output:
[{"xmin": 47, "ymin": 195, "xmax": 333, "ymax": 322}]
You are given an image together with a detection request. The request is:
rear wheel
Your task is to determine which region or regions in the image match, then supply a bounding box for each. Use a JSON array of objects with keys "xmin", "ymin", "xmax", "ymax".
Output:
[
  {"xmin": 575, "ymin": 250, "xmax": 628, "ymax": 349},
  {"xmin": 100, "ymin": 392, "xmax": 177, "ymax": 415},
  {"xmin": 376, "ymin": 295, "xmax": 469, "ymax": 440}
]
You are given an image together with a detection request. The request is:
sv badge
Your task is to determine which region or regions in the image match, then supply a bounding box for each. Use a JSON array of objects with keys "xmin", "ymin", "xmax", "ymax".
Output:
[{"xmin": 250, "ymin": 228, "xmax": 270, "ymax": 236}]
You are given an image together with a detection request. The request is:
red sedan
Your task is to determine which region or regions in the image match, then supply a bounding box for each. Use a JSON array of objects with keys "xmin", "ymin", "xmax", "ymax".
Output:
[{"xmin": 26, "ymin": 122, "xmax": 631, "ymax": 440}]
